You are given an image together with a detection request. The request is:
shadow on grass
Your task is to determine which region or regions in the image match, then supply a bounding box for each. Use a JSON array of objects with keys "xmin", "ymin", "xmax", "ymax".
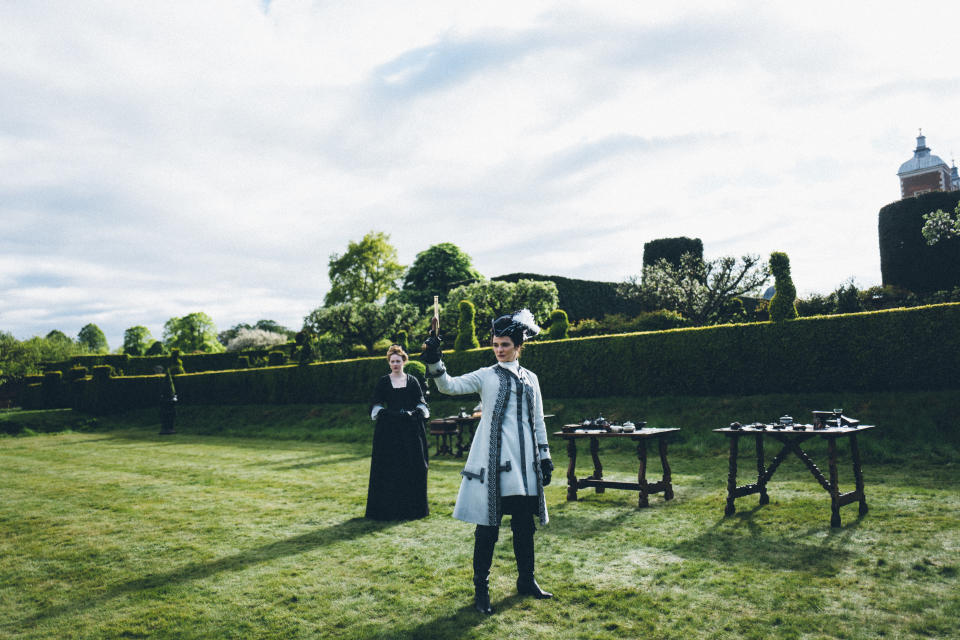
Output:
[
  {"xmin": 17, "ymin": 517, "xmax": 400, "ymax": 629},
  {"xmin": 249, "ymin": 453, "xmax": 370, "ymax": 471},
  {"xmin": 669, "ymin": 509, "xmax": 858, "ymax": 574},
  {"xmin": 390, "ymin": 596, "xmax": 525, "ymax": 639}
]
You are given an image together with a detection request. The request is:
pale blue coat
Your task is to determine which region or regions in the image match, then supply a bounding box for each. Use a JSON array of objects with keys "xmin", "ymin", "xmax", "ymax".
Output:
[{"xmin": 426, "ymin": 359, "xmax": 551, "ymax": 526}]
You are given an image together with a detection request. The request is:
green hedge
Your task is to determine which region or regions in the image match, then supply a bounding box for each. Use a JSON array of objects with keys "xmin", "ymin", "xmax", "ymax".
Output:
[
  {"xmin": 878, "ymin": 191, "xmax": 960, "ymax": 293},
  {"xmin": 41, "ymin": 345, "xmax": 296, "ymax": 378},
  {"xmin": 27, "ymin": 304, "xmax": 960, "ymax": 412},
  {"xmin": 493, "ymin": 272, "xmax": 646, "ymax": 321},
  {"xmin": 642, "ymin": 236, "xmax": 703, "ymax": 268}
]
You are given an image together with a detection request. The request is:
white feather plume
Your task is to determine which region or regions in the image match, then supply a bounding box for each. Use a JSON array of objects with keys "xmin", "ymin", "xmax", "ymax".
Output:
[{"xmin": 512, "ymin": 308, "xmax": 540, "ymax": 335}]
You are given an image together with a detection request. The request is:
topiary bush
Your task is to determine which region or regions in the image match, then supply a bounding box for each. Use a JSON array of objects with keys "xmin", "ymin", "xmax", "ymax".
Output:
[
  {"xmin": 403, "ymin": 360, "xmax": 427, "ymax": 390},
  {"xmin": 547, "ymin": 309, "xmax": 569, "ymax": 340},
  {"xmin": 879, "ymin": 191, "xmax": 960, "ymax": 292},
  {"xmin": 395, "ymin": 330, "xmax": 409, "ymax": 353},
  {"xmin": 169, "ymin": 349, "xmax": 185, "ymax": 375},
  {"xmin": 768, "ymin": 251, "xmax": 798, "ymax": 321},
  {"xmin": 643, "ymin": 236, "xmax": 704, "ymax": 268},
  {"xmin": 454, "ymin": 300, "xmax": 480, "ymax": 351}
]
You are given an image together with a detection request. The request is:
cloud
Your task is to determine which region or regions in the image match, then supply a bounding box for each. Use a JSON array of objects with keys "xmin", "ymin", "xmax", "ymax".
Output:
[{"xmin": 2, "ymin": 1, "xmax": 960, "ymax": 349}]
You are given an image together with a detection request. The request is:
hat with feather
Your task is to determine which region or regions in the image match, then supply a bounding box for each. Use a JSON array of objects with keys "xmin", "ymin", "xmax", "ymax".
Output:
[{"xmin": 491, "ymin": 309, "xmax": 541, "ymax": 346}]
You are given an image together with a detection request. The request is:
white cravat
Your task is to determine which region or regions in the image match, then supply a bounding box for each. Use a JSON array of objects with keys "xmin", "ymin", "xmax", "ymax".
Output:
[{"xmin": 497, "ymin": 359, "xmax": 520, "ymax": 377}]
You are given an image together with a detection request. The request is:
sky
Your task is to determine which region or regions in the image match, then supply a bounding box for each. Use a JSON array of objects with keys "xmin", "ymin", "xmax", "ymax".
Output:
[{"xmin": 3, "ymin": 1, "xmax": 960, "ymax": 350}]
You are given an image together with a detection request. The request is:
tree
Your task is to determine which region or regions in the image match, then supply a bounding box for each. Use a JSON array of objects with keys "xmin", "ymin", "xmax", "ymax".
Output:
[
  {"xmin": 768, "ymin": 252, "xmax": 798, "ymax": 321},
  {"xmin": 401, "ymin": 242, "xmax": 482, "ymax": 310},
  {"xmin": 625, "ymin": 253, "xmax": 769, "ymax": 326},
  {"xmin": 45, "ymin": 330, "xmax": 73, "ymax": 345},
  {"xmin": 163, "ymin": 312, "xmax": 224, "ymax": 353},
  {"xmin": 145, "ymin": 340, "xmax": 166, "ymax": 356},
  {"xmin": 922, "ymin": 200, "xmax": 960, "ymax": 245},
  {"xmin": 303, "ymin": 300, "xmax": 420, "ymax": 355},
  {"xmin": 77, "ymin": 324, "xmax": 109, "ymax": 353},
  {"xmin": 217, "ymin": 320, "xmax": 293, "ymax": 346},
  {"xmin": 325, "ymin": 231, "xmax": 405, "ymax": 306},
  {"xmin": 225, "ymin": 328, "xmax": 288, "ymax": 352},
  {"xmin": 123, "ymin": 326, "xmax": 153, "ymax": 355},
  {"xmin": 1, "ymin": 332, "xmax": 83, "ymax": 379},
  {"xmin": 454, "ymin": 300, "xmax": 480, "ymax": 351},
  {"xmin": 443, "ymin": 279, "xmax": 559, "ymax": 345},
  {"xmin": 832, "ymin": 279, "xmax": 864, "ymax": 314}
]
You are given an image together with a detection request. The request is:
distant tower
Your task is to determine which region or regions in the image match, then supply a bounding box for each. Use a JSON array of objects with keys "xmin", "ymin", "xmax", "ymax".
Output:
[
  {"xmin": 898, "ymin": 130, "xmax": 953, "ymax": 198},
  {"xmin": 951, "ymin": 158, "xmax": 960, "ymax": 191}
]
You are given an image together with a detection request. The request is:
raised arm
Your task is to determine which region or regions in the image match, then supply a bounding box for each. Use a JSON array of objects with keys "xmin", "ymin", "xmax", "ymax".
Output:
[{"xmin": 425, "ymin": 360, "xmax": 484, "ymax": 396}]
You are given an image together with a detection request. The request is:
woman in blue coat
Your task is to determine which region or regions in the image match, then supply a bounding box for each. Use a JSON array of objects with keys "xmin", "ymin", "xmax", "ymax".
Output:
[{"xmin": 422, "ymin": 310, "xmax": 554, "ymax": 614}]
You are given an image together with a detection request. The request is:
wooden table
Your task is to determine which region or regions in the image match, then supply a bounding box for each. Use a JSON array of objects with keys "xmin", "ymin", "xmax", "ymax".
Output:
[
  {"xmin": 714, "ymin": 424, "xmax": 875, "ymax": 527},
  {"xmin": 554, "ymin": 428, "xmax": 679, "ymax": 508},
  {"xmin": 428, "ymin": 415, "xmax": 480, "ymax": 457}
]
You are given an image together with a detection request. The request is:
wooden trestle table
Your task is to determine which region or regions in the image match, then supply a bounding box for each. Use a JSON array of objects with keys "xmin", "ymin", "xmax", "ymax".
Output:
[
  {"xmin": 555, "ymin": 427, "xmax": 679, "ymax": 508},
  {"xmin": 713, "ymin": 424, "xmax": 875, "ymax": 527}
]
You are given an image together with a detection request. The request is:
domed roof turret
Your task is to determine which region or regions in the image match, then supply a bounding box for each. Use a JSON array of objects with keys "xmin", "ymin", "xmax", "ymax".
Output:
[{"xmin": 898, "ymin": 132, "xmax": 948, "ymax": 175}]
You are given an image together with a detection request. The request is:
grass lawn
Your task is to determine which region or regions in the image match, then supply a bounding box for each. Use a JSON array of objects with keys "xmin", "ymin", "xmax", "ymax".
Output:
[{"xmin": 1, "ymin": 402, "xmax": 958, "ymax": 639}]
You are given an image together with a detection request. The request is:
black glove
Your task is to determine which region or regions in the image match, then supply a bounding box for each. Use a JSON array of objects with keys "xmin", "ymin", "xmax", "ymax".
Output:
[
  {"xmin": 540, "ymin": 459, "xmax": 554, "ymax": 486},
  {"xmin": 420, "ymin": 335, "xmax": 443, "ymax": 365}
]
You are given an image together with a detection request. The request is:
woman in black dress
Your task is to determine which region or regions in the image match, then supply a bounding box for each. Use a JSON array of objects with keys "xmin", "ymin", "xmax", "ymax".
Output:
[{"xmin": 365, "ymin": 344, "xmax": 430, "ymax": 520}]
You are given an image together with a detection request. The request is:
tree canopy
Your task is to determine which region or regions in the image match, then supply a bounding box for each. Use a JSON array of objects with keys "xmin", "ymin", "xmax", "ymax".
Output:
[
  {"xmin": 1, "ymin": 331, "xmax": 84, "ymax": 379},
  {"xmin": 163, "ymin": 312, "xmax": 224, "ymax": 353},
  {"xmin": 401, "ymin": 242, "xmax": 482, "ymax": 310},
  {"xmin": 218, "ymin": 320, "xmax": 294, "ymax": 346},
  {"xmin": 123, "ymin": 326, "xmax": 153, "ymax": 355},
  {"xmin": 325, "ymin": 231, "xmax": 405, "ymax": 306},
  {"xmin": 443, "ymin": 279, "xmax": 559, "ymax": 345},
  {"xmin": 77, "ymin": 323, "xmax": 108, "ymax": 353},
  {"xmin": 303, "ymin": 300, "xmax": 420, "ymax": 355},
  {"xmin": 622, "ymin": 253, "xmax": 769, "ymax": 325}
]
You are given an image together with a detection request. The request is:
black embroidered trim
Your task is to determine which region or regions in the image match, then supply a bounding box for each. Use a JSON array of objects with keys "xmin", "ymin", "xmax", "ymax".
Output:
[
  {"xmin": 488, "ymin": 367, "xmax": 511, "ymax": 525},
  {"xmin": 514, "ymin": 374, "xmax": 529, "ymax": 494},
  {"xmin": 522, "ymin": 373, "xmax": 548, "ymax": 524}
]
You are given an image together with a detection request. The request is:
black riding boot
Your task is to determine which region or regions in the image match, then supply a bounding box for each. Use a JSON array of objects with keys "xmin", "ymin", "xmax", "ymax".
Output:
[
  {"xmin": 473, "ymin": 525, "xmax": 499, "ymax": 614},
  {"xmin": 511, "ymin": 513, "xmax": 552, "ymax": 599}
]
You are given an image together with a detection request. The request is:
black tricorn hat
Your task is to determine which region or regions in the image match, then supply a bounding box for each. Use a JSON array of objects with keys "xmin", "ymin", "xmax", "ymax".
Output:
[{"xmin": 491, "ymin": 309, "xmax": 541, "ymax": 346}]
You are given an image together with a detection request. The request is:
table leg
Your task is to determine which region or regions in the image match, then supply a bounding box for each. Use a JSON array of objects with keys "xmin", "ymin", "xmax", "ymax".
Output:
[
  {"xmin": 455, "ymin": 426, "xmax": 464, "ymax": 457},
  {"xmin": 658, "ymin": 436, "xmax": 674, "ymax": 501},
  {"xmin": 565, "ymin": 438, "xmax": 578, "ymax": 501},
  {"xmin": 828, "ymin": 437, "xmax": 841, "ymax": 528},
  {"xmin": 590, "ymin": 436, "xmax": 604, "ymax": 494},
  {"xmin": 725, "ymin": 435, "xmax": 739, "ymax": 516},
  {"xmin": 850, "ymin": 434, "xmax": 868, "ymax": 516},
  {"xmin": 755, "ymin": 434, "xmax": 769, "ymax": 505},
  {"xmin": 637, "ymin": 439, "xmax": 649, "ymax": 508}
]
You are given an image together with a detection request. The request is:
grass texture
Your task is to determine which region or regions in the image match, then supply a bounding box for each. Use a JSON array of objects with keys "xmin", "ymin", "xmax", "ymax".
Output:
[{"xmin": 1, "ymin": 396, "xmax": 958, "ymax": 639}]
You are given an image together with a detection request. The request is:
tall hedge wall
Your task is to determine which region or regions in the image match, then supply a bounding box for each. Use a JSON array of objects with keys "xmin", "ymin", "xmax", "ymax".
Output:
[
  {"xmin": 493, "ymin": 272, "xmax": 645, "ymax": 321},
  {"xmin": 879, "ymin": 191, "xmax": 960, "ymax": 293},
  {"xmin": 642, "ymin": 236, "xmax": 704, "ymax": 268},
  {"xmin": 41, "ymin": 345, "xmax": 296, "ymax": 378},
  {"xmin": 26, "ymin": 303, "xmax": 960, "ymax": 413}
]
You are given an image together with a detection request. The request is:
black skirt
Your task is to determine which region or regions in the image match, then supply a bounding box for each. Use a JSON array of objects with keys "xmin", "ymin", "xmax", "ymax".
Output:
[{"xmin": 365, "ymin": 380, "xmax": 429, "ymax": 520}]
